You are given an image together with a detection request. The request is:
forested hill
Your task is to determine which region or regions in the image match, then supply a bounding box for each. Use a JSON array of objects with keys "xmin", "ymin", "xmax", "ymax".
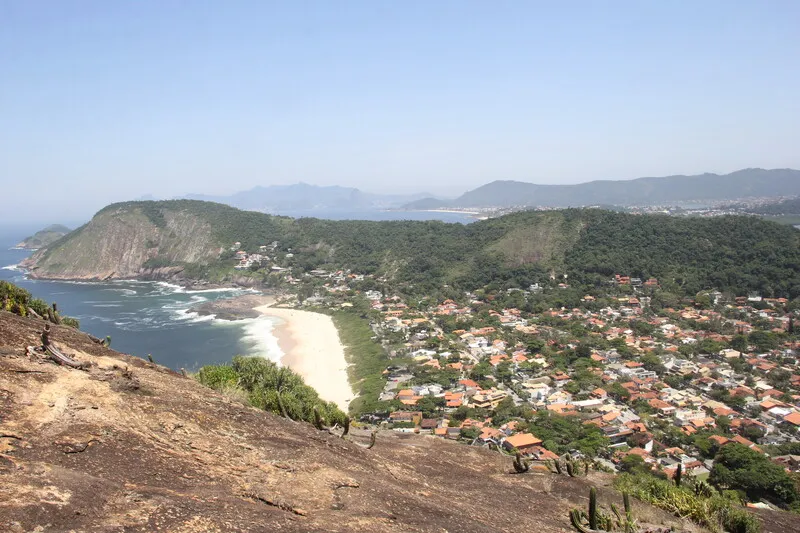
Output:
[
  {"xmin": 406, "ymin": 168, "xmax": 800, "ymax": 208},
  {"xmin": 14, "ymin": 224, "xmax": 71, "ymax": 250},
  {"xmin": 23, "ymin": 200, "xmax": 800, "ymax": 298}
]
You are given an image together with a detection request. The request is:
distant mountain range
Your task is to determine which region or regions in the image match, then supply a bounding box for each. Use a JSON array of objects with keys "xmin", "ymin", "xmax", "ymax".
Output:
[
  {"xmin": 182, "ymin": 183, "xmax": 440, "ymax": 212},
  {"xmin": 165, "ymin": 169, "xmax": 800, "ymax": 212},
  {"xmin": 404, "ymin": 168, "xmax": 800, "ymax": 209}
]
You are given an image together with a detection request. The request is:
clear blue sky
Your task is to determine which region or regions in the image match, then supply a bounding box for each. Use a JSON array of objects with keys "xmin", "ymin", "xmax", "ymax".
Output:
[{"xmin": 2, "ymin": 1, "xmax": 799, "ymax": 221}]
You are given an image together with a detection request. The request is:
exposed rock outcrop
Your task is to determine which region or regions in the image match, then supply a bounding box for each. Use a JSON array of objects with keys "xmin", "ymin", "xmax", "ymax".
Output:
[{"xmin": 0, "ymin": 310, "xmax": 706, "ymax": 533}]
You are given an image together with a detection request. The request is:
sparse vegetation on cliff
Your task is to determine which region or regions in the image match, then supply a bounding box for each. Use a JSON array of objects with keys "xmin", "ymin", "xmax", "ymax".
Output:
[
  {"xmin": 614, "ymin": 473, "xmax": 761, "ymax": 533},
  {"xmin": 0, "ymin": 281, "xmax": 79, "ymax": 328}
]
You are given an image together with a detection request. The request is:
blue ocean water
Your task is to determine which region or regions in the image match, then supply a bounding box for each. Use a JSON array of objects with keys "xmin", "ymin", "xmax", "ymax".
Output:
[
  {"xmin": 0, "ymin": 210, "xmax": 469, "ymax": 370},
  {"xmin": 0, "ymin": 225, "xmax": 280, "ymax": 371}
]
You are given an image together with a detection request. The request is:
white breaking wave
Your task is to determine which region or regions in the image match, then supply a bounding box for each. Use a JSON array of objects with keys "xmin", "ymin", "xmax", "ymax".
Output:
[
  {"xmin": 172, "ymin": 308, "xmax": 216, "ymax": 323},
  {"xmin": 103, "ymin": 288, "xmax": 137, "ymax": 296},
  {"xmin": 153, "ymin": 281, "xmax": 255, "ymax": 296},
  {"xmin": 162, "ymin": 295, "xmax": 209, "ymax": 322},
  {"xmin": 238, "ymin": 316, "xmax": 284, "ymax": 364},
  {"xmin": 1, "ymin": 264, "xmax": 21, "ymax": 271},
  {"xmin": 183, "ymin": 287, "xmax": 249, "ymax": 294},
  {"xmin": 155, "ymin": 281, "xmax": 183, "ymax": 291}
]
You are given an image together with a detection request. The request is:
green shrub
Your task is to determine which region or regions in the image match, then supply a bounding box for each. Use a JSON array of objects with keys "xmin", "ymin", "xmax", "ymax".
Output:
[
  {"xmin": 614, "ymin": 473, "xmax": 760, "ymax": 533},
  {"xmin": 60, "ymin": 316, "xmax": 80, "ymax": 329},
  {"xmin": 196, "ymin": 365, "xmax": 239, "ymax": 390},
  {"xmin": 196, "ymin": 356, "xmax": 347, "ymax": 427},
  {"xmin": 0, "ymin": 281, "xmax": 79, "ymax": 328},
  {"xmin": 710, "ymin": 443, "xmax": 798, "ymax": 508}
]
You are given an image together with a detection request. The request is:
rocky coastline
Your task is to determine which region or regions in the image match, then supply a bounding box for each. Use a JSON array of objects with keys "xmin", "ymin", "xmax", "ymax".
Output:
[{"xmin": 189, "ymin": 294, "xmax": 277, "ymax": 320}]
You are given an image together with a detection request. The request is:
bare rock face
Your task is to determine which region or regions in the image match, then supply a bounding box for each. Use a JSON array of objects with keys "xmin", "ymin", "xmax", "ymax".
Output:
[
  {"xmin": 21, "ymin": 206, "xmax": 220, "ymax": 281},
  {"xmin": 0, "ymin": 311, "xmax": 710, "ymax": 533}
]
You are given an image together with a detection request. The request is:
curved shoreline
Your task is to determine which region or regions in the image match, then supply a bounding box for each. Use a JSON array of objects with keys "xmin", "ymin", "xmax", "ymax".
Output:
[{"xmin": 254, "ymin": 305, "xmax": 352, "ymax": 412}]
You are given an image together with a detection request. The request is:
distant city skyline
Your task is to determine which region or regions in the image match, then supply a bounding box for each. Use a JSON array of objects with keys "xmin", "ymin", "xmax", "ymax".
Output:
[{"xmin": 2, "ymin": 1, "xmax": 800, "ymax": 221}]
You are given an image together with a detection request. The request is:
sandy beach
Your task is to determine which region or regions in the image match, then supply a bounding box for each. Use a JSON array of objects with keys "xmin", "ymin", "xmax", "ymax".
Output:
[{"xmin": 254, "ymin": 305, "xmax": 352, "ymax": 411}]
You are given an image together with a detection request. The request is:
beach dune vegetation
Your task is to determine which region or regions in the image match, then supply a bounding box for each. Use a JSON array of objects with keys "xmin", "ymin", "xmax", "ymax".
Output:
[
  {"xmin": 330, "ymin": 311, "xmax": 390, "ymax": 415},
  {"xmin": 197, "ymin": 355, "xmax": 347, "ymax": 426}
]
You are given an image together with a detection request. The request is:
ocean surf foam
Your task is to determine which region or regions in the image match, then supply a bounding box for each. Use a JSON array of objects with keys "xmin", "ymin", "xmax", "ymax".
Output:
[{"xmin": 238, "ymin": 316, "xmax": 284, "ymax": 364}]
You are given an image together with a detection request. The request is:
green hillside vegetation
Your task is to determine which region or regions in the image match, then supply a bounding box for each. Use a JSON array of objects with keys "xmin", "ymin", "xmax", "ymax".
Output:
[
  {"xmin": 563, "ymin": 211, "xmax": 800, "ymax": 297},
  {"xmin": 33, "ymin": 200, "xmax": 800, "ymax": 299}
]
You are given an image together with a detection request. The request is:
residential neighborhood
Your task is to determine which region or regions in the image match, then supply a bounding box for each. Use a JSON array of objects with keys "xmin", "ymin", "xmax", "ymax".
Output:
[{"xmin": 270, "ymin": 261, "xmax": 800, "ymax": 484}]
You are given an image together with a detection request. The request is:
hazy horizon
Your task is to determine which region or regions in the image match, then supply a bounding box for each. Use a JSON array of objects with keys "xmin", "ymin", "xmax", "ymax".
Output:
[{"xmin": 2, "ymin": 1, "xmax": 800, "ymax": 221}]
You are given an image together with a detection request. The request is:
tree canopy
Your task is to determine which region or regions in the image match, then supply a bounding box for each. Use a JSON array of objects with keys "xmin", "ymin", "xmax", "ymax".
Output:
[{"xmin": 709, "ymin": 443, "xmax": 798, "ymax": 508}]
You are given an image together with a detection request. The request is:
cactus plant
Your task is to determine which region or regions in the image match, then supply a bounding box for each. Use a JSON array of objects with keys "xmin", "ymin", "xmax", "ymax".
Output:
[
  {"xmin": 623, "ymin": 492, "xmax": 635, "ymax": 533},
  {"xmin": 693, "ymin": 479, "xmax": 714, "ymax": 498},
  {"xmin": 567, "ymin": 460, "xmax": 577, "ymax": 477},
  {"xmin": 41, "ymin": 324, "xmax": 51, "ymax": 347},
  {"xmin": 554, "ymin": 459, "xmax": 563, "ymax": 474},
  {"xmin": 588, "ymin": 487, "xmax": 598, "ymax": 530},
  {"xmin": 569, "ymin": 488, "xmax": 637, "ymax": 533},
  {"xmin": 570, "ymin": 509, "xmax": 592, "ymax": 533},
  {"xmin": 568, "ymin": 488, "xmax": 599, "ymax": 533},
  {"xmin": 50, "ymin": 303, "xmax": 61, "ymax": 324},
  {"xmin": 312, "ymin": 405, "xmax": 329, "ymax": 431},
  {"xmin": 513, "ymin": 452, "xmax": 530, "ymax": 474},
  {"xmin": 342, "ymin": 415, "xmax": 350, "ymax": 437}
]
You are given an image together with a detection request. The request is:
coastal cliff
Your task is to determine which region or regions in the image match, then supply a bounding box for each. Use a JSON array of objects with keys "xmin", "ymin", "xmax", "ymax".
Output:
[
  {"xmin": 0, "ymin": 309, "xmax": 704, "ymax": 533},
  {"xmin": 21, "ymin": 204, "xmax": 223, "ymax": 281}
]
